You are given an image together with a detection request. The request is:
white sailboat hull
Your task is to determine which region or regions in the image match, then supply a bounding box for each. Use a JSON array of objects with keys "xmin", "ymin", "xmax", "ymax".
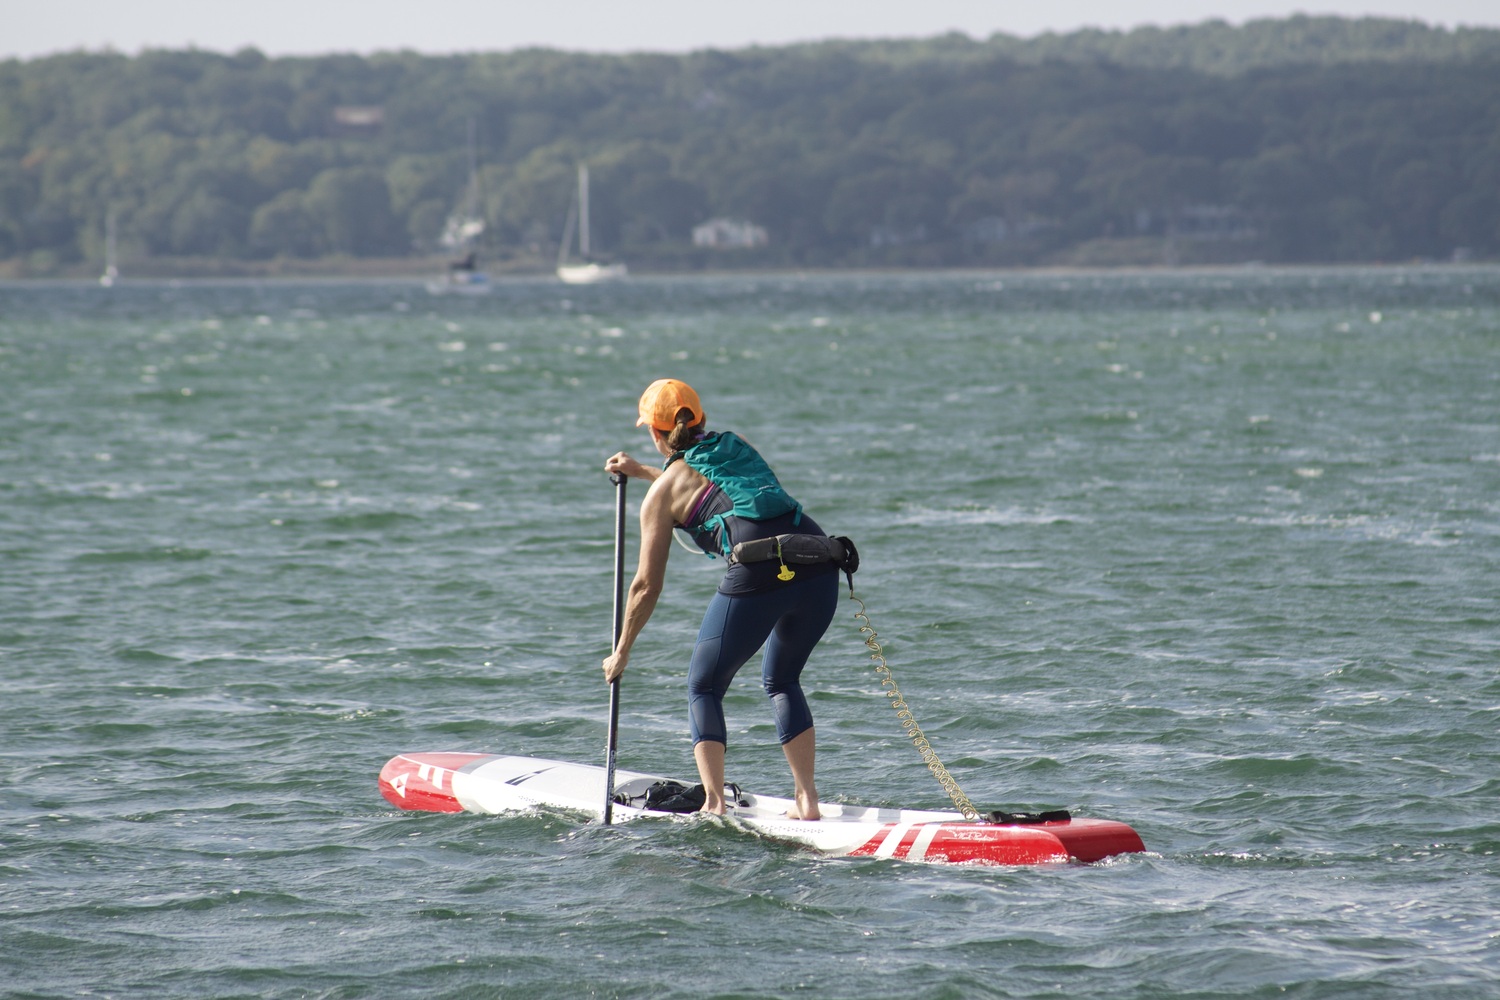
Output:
[{"xmin": 557, "ymin": 261, "xmax": 628, "ymax": 284}]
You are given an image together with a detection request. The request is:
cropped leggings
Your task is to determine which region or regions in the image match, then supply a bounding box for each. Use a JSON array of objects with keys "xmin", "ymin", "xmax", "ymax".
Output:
[{"xmin": 687, "ymin": 570, "xmax": 840, "ymax": 747}]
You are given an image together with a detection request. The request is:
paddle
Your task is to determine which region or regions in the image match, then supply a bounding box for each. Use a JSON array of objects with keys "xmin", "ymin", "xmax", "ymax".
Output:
[{"xmin": 602, "ymin": 471, "xmax": 627, "ymax": 824}]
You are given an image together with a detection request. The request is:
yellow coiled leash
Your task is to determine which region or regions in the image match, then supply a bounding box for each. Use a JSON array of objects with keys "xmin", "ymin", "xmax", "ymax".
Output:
[
  {"xmin": 850, "ymin": 594, "xmax": 982, "ymax": 822},
  {"xmin": 735, "ymin": 531, "xmax": 982, "ymax": 819}
]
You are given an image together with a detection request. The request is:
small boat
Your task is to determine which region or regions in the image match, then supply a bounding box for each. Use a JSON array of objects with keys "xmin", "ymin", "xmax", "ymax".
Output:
[
  {"xmin": 556, "ymin": 259, "xmax": 628, "ymax": 285},
  {"xmin": 378, "ymin": 751, "xmax": 1146, "ymax": 866},
  {"xmin": 556, "ymin": 164, "xmax": 627, "ymax": 284},
  {"xmin": 427, "ymin": 121, "xmax": 492, "ymax": 296},
  {"xmin": 425, "ymin": 250, "xmax": 492, "ymax": 296}
]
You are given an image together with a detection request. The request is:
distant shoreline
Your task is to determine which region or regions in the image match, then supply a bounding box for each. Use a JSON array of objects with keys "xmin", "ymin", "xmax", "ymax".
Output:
[
  {"xmin": 3, "ymin": 257, "xmax": 1494, "ymax": 287},
  {"xmin": 6, "ymin": 241, "xmax": 1490, "ymax": 284}
]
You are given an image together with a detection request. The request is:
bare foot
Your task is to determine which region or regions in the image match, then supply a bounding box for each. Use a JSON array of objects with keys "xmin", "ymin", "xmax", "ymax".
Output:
[{"xmin": 783, "ymin": 807, "xmax": 821, "ymax": 821}]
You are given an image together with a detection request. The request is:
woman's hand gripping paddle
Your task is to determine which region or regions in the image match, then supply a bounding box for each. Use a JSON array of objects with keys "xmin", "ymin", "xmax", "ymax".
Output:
[{"xmin": 603, "ymin": 472, "xmax": 627, "ymax": 824}]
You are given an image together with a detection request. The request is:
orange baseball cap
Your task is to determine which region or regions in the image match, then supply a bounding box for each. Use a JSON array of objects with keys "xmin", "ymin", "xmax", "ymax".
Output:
[{"xmin": 636, "ymin": 378, "xmax": 705, "ymax": 431}]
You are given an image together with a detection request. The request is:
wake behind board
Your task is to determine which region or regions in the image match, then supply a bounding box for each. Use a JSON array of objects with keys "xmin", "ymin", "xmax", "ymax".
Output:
[{"xmin": 379, "ymin": 752, "xmax": 1145, "ymax": 866}]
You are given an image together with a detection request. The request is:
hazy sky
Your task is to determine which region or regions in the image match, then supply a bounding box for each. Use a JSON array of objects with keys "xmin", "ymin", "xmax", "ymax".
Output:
[{"xmin": 6, "ymin": 0, "xmax": 1499, "ymax": 60}]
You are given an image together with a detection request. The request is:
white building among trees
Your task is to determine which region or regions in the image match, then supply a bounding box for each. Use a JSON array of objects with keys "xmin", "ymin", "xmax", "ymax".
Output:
[{"xmin": 693, "ymin": 218, "xmax": 769, "ymax": 249}]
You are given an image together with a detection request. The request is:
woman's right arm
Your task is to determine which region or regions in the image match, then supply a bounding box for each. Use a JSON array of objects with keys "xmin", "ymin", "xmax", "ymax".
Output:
[{"xmin": 600, "ymin": 474, "xmax": 676, "ymax": 683}]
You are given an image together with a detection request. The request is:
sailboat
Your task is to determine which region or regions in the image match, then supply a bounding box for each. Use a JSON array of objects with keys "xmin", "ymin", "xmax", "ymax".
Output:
[
  {"xmin": 99, "ymin": 207, "xmax": 119, "ymax": 287},
  {"xmin": 427, "ymin": 121, "xmax": 492, "ymax": 296},
  {"xmin": 557, "ymin": 164, "xmax": 627, "ymax": 284}
]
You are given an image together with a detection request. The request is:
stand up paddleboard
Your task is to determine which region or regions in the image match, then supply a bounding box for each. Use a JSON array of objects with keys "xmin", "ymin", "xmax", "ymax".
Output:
[
  {"xmin": 378, "ymin": 752, "xmax": 1145, "ymax": 866},
  {"xmin": 380, "ymin": 477, "xmax": 1145, "ymax": 867}
]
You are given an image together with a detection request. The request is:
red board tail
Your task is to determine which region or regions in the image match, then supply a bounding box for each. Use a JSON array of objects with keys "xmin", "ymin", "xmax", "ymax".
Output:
[{"xmin": 378, "ymin": 752, "xmax": 491, "ymax": 813}]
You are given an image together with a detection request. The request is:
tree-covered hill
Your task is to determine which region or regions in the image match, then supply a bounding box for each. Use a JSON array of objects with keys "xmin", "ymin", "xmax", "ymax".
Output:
[
  {"xmin": 3, "ymin": 15, "xmax": 1498, "ymax": 275},
  {"xmin": 986, "ymin": 14, "xmax": 1500, "ymax": 73}
]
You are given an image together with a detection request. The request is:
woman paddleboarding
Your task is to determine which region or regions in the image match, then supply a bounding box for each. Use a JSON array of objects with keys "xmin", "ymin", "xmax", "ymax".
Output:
[{"xmin": 602, "ymin": 379, "xmax": 848, "ymax": 820}]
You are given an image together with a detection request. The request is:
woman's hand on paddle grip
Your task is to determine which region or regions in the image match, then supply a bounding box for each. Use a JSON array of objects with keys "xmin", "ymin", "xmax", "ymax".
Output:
[{"xmin": 605, "ymin": 451, "xmax": 654, "ymax": 481}]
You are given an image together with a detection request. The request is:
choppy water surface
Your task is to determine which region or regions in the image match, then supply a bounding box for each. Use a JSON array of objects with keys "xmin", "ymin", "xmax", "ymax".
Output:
[{"xmin": 3, "ymin": 268, "xmax": 1498, "ymax": 998}]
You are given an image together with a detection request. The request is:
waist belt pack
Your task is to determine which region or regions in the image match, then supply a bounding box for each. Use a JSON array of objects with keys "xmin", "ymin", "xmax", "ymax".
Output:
[{"xmin": 730, "ymin": 533, "xmax": 860, "ymax": 592}]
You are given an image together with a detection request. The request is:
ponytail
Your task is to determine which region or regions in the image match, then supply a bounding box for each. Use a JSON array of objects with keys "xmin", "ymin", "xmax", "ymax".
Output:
[{"xmin": 665, "ymin": 407, "xmax": 706, "ymax": 452}]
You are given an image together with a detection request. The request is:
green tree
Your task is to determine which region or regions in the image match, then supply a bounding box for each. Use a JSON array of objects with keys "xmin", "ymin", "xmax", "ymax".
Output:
[
  {"xmin": 1439, "ymin": 191, "xmax": 1500, "ymax": 252},
  {"xmin": 170, "ymin": 189, "xmax": 247, "ymax": 256},
  {"xmin": 249, "ymin": 190, "xmax": 322, "ymax": 258},
  {"xmin": 304, "ymin": 167, "xmax": 400, "ymax": 255}
]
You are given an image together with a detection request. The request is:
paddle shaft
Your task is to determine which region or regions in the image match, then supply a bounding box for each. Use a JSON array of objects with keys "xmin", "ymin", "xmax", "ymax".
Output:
[{"xmin": 603, "ymin": 472, "xmax": 627, "ymax": 824}]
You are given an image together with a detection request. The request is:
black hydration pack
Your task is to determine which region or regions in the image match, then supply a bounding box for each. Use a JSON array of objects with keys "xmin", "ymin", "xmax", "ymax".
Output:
[
  {"xmin": 612, "ymin": 780, "xmax": 750, "ymax": 814},
  {"xmin": 642, "ymin": 781, "xmax": 706, "ymax": 813}
]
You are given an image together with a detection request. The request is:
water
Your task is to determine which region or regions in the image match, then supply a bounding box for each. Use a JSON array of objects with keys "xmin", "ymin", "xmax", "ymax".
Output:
[{"xmin": 3, "ymin": 268, "xmax": 1498, "ymax": 999}]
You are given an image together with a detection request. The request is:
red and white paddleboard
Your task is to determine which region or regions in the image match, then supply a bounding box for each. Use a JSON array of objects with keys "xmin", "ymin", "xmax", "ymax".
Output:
[{"xmin": 378, "ymin": 752, "xmax": 1146, "ymax": 866}]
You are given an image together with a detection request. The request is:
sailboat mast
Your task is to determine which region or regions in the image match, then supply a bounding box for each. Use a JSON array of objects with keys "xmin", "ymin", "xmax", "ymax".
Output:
[
  {"xmin": 578, "ymin": 164, "xmax": 591, "ymax": 260},
  {"xmin": 463, "ymin": 117, "xmax": 482, "ymax": 225},
  {"xmin": 100, "ymin": 205, "xmax": 119, "ymax": 286},
  {"xmin": 556, "ymin": 160, "xmax": 624, "ymax": 283}
]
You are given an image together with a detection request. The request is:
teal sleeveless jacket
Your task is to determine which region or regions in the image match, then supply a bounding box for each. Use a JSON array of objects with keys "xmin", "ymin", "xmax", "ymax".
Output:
[{"xmin": 666, "ymin": 431, "xmax": 803, "ymax": 556}]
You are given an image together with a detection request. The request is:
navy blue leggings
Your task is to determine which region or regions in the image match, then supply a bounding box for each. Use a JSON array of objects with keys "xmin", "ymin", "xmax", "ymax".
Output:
[{"xmin": 687, "ymin": 570, "xmax": 839, "ymax": 746}]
